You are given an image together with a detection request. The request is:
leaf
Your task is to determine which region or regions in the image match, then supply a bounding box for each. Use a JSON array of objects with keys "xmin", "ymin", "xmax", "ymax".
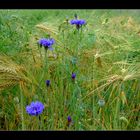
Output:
[
  {"xmin": 102, "ymin": 18, "xmax": 109, "ymax": 25},
  {"xmin": 119, "ymin": 116, "xmax": 129, "ymax": 124}
]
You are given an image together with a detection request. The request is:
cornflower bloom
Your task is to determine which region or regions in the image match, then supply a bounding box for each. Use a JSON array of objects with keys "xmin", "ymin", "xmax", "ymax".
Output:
[
  {"xmin": 46, "ymin": 80, "xmax": 50, "ymax": 87},
  {"xmin": 67, "ymin": 116, "xmax": 72, "ymax": 123},
  {"xmin": 70, "ymin": 19, "xmax": 86, "ymax": 29},
  {"xmin": 26, "ymin": 101, "xmax": 44, "ymax": 116},
  {"xmin": 71, "ymin": 73, "xmax": 76, "ymax": 80},
  {"xmin": 38, "ymin": 38, "xmax": 55, "ymax": 50}
]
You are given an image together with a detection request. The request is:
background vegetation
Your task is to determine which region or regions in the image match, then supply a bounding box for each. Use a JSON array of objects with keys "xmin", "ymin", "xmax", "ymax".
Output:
[{"xmin": 0, "ymin": 10, "xmax": 139, "ymax": 130}]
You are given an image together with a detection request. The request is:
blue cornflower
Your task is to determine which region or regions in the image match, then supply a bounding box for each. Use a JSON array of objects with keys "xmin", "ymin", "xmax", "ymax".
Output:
[
  {"xmin": 38, "ymin": 38, "xmax": 55, "ymax": 50},
  {"xmin": 67, "ymin": 116, "xmax": 72, "ymax": 123},
  {"xmin": 71, "ymin": 73, "xmax": 76, "ymax": 80},
  {"xmin": 46, "ymin": 80, "xmax": 50, "ymax": 87},
  {"xmin": 26, "ymin": 101, "xmax": 44, "ymax": 116},
  {"xmin": 67, "ymin": 116, "xmax": 74, "ymax": 127},
  {"xmin": 70, "ymin": 19, "xmax": 86, "ymax": 29}
]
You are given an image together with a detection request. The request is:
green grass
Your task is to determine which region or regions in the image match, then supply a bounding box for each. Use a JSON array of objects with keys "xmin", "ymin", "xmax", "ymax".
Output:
[{"xmin": 0, "ymin": 10, "xmax": 140, "ymax": 130}]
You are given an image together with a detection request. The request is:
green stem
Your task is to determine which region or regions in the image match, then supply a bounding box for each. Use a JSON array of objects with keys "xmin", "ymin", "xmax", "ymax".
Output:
[
  {"xmin": 38, "ymin": 116, "xmax": 41, "ymax": 130},
  {"xmin": 38, "ymin": 45, "xmax": 43, "ymax": 60},
  {"xmin": 37, "ymin": 49, "xmax": 48, "ymax": 94},
  {"xmin": 20, "ymin": 86, "xmax": 25, "ymax": 130}
]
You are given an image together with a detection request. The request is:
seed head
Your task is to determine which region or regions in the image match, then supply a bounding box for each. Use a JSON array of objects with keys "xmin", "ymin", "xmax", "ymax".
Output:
[{"xmin": 98, "ymin": 99, "xmax": 105, "ymax": 107}]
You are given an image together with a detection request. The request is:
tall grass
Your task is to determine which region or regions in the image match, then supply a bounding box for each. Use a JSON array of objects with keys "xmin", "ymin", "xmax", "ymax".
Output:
[{"xmin": 0, "ymin": 10, "xmax": 139, "ymax": 130}]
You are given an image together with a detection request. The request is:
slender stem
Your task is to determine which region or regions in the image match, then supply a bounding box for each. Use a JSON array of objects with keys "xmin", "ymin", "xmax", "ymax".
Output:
[
  {"xmin": 38, "ymin": 116, "xmax": 41, "ymax": 130},
  {"xmin": 38, "ymin": 45, "xmax": 43, "ymax": 60},
  {"xmin": 37, "ymin": 49, "xmax": 48, "ymax": 94},
  {"xmin": 20, "ymin": 84, "xmax": 25, "ymax": 130},
  {"xmin": 44, "ymin": 49, "xmax": 48, "ymax": 68}
]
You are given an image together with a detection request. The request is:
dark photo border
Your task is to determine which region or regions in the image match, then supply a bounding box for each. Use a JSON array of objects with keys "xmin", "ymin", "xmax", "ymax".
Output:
[
  {"xmin": 0, "ymin": 0, "xmax": 139, "ymax": 9},
  {"xmin": 0, "ymin": 130, "xmax": 139, "ymax": 139}
]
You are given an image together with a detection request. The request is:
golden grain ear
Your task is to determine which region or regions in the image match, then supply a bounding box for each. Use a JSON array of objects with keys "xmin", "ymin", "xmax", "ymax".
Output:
[
  {"xmin": 96, "ymin": 57, "xmax": 102, "ymax": 68},
  {"xmin": 94, "ymin": 53, "xmax": 102, "ymax": 68},
  {"xmin": 0, "ymin": 55, "xmax": 29, "ymax": 92},
  {"xmin": 36, "ymin": 23, "xmax": 58, "ymax": 35}
]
